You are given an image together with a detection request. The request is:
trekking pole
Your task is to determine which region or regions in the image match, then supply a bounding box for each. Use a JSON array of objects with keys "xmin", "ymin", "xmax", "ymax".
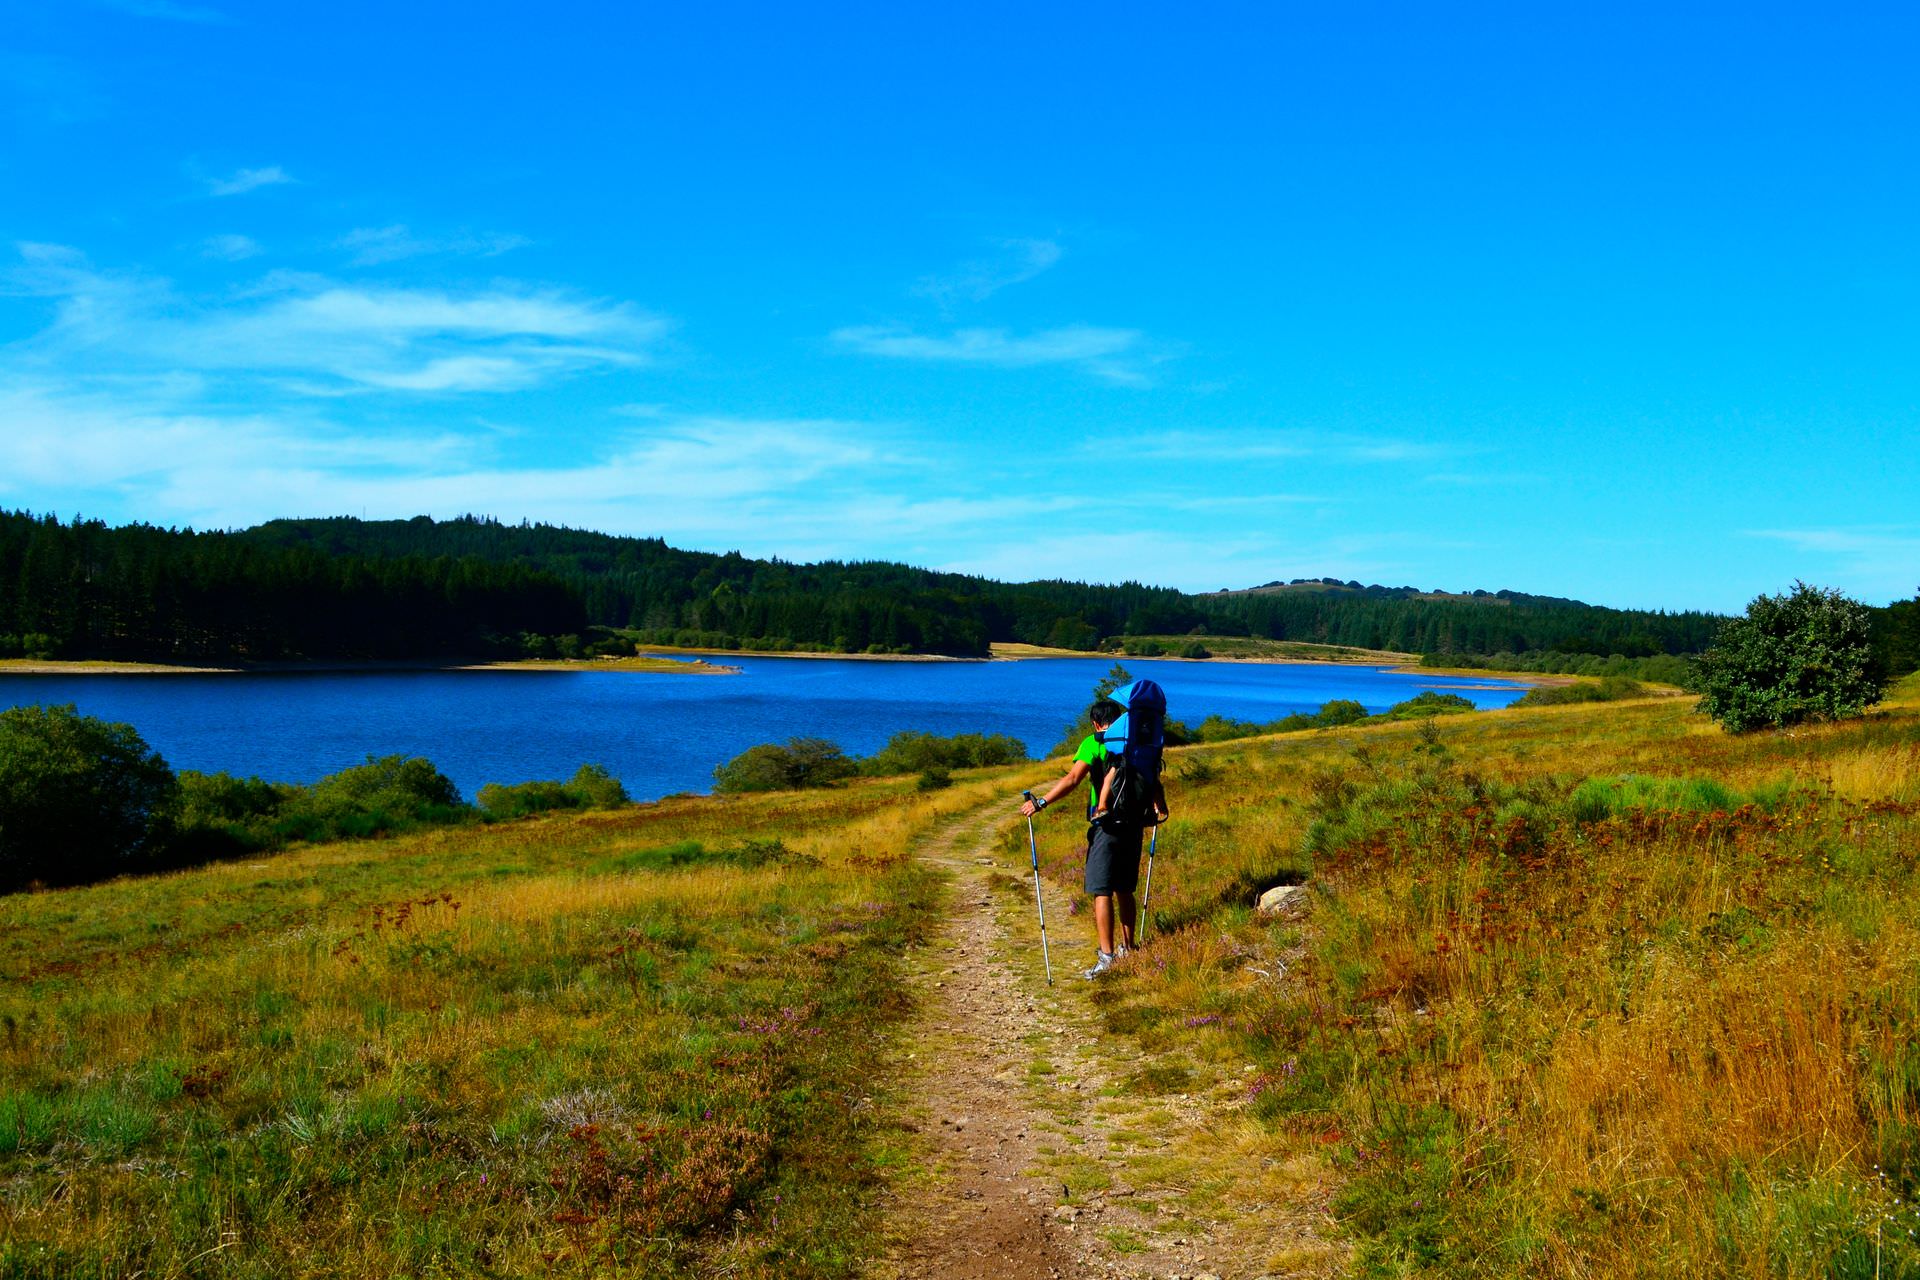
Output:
[
  {"xmin": 1138, "ymin": 822, "xmax": 1159, "ymax": 945},
  {"xmin": 1021, "ymin": 792, "xmax": 1054, "ymax": 986}
]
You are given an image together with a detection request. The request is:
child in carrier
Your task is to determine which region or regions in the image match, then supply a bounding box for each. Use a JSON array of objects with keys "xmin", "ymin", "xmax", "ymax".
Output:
[{"xmin": 1089, "ymin": 707, "xmax": 1169, "ymax": 827}]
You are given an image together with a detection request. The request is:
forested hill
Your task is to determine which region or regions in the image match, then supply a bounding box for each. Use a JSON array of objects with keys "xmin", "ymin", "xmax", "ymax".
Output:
[
  {"xmin": 239, "ymin": 516, "xmax": 1732, "ymax": 657},
  {"xmin": 0, "ymin": 510, "xmax": 1745, "ymax": 664}
]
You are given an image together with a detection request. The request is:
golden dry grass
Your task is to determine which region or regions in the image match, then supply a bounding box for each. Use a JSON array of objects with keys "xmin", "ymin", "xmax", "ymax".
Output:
[
  {"xmin": 0, "ymin": 773, "xmax": 989, "ymax": 1279},
  {"xmin": 1034, "ymin": 690, "xmax": 1920, "ymax": 1277}
]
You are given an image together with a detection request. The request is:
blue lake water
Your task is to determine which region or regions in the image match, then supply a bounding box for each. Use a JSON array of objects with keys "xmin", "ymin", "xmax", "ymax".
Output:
[{"xmin": 0, "ymin": 657, "xmax": 1525, "ymax": 801}]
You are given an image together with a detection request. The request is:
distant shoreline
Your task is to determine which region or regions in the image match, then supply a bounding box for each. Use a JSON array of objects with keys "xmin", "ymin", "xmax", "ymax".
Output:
[
  {"xmin": 0, "ymin": 647, "xmax": 1567, "ymax": 687},
  {"xmin": 632, "ymin": 641, "xmax": 1556, "ymax": 685},
  {"xmin": 632, "ymin": 640, "xmax": 1433, "ymax": 666},
  {"xmin": 0, "ymin": 656, "xmax": 739, "ymax": 677}
]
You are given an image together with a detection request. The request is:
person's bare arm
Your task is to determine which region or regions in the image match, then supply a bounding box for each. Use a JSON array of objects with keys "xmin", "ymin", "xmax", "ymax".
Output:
[
  {"xmin": 1090, "ymin": 765, "xmax": 1118, "ymax": 818},
  {"xmin": 1021, "ymin": 760, "xmax": 1089, "ymax": 816}
]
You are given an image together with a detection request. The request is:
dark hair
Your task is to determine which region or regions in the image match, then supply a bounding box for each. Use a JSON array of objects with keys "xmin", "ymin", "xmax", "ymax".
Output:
[{"xmin": 1088, "ymin": 698, "xmax": 1124, "ymax": 726}]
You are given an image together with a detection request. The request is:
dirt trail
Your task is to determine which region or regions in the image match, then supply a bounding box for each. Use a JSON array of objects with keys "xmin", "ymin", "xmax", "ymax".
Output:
[{"xmin": 867, "ymin": 804, "xmax": 1325, "ymax": 1280}]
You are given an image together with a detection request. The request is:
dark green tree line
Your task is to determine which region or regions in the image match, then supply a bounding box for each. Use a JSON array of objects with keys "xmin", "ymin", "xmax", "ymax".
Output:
[
  {"xmin": 0, "ymin": 510, "xmax": 1812, "ymax": 664},
  {"xmin": 0, "ymin": 511, "xmax": 584, "ymax": 661}
]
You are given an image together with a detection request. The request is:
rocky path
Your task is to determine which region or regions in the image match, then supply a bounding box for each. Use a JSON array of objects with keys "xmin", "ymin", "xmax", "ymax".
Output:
[{"xmin": 866, "ymin": 804, "xmax": 1337, "ymax": 1280}]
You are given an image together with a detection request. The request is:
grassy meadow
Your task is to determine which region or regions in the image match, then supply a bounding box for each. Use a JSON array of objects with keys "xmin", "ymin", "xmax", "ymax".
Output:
[
  {"xmin": 7, "ymin": 674, "xmax": 1920, "ymax": 1278},
  {"xmin": 1024, "ymin": 673, "xmax": 1920, "ymax": 1277},
  {"xmin": 0, "ymin": 772, "xmax": 1017, "ymax": 1278}
]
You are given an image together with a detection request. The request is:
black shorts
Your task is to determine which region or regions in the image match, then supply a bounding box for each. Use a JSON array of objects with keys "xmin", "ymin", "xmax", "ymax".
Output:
[{"xmin": 1084, "ymin": 822, "xmax": 1144, "ymax": 896}]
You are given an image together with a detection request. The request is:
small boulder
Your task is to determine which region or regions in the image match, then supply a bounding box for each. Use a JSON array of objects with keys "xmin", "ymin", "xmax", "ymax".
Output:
[{"xmin": 1256, "ymin": 884, "xmax": 1304, "ymax": 914}]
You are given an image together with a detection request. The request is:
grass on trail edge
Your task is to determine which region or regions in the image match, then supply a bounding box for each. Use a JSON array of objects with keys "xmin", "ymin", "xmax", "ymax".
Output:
[
  {"xmin": 1022, "ymin": 680, "xmax": 1920, "ymax": 1278},
  {"xmin": 0, "ymin": 776, "xmax": 1011, "ymax": 1279}
]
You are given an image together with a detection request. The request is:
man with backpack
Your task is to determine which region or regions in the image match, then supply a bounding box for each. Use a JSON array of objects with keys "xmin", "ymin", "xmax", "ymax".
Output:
[{"xmin": 1021, "ymin": 692, "xmax": 1168, "ymax": 978}]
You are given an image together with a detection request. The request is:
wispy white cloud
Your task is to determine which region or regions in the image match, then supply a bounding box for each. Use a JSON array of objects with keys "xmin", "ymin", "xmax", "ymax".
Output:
[
  {"xmin": 0, "ymin": 380, "xmax": 473, "ymax": 498},
  {"xmin": 200, "ymin": 233, "xmax": 262, "ymax": 261},
  {"xmin": 0, "ymin": 362, "xmax": 1126, "ymax": 572},
  {"xmin": 337, "ymin": 224, "xmax": 532, "ymax": 266},
  {"xmin": 6, "ymin": 244, "xmax": 665, "ymax": 394},
  {"xmin": 1744, "ymin": 527, "xmax": 1920, "ymax": 601},
  {"xmin": 0, "ymin": 379, "xmax": 920, "ymax": 548},
  {"xmin": 1113, "ymin": 429, "xmax": 1458, "ymax": 465},
  {"xmin": 831, "ymin": 323, "xmax": 1160, "ymax": 385},
  {"xmin": 207, "ymin": 165, "xmax": 294, "ymax": 197},
  {"xmin": 912, "ymin": 238, "xmax": 1062, "ymax": 310}
]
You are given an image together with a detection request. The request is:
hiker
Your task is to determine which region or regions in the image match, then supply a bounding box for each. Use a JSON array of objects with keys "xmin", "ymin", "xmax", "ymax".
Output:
[{"xmin": 1021, "ymin": 697, "xmax": 1168, "ymax": 978}]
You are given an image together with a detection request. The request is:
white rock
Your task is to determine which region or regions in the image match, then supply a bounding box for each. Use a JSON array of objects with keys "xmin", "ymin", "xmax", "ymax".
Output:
[{"xmin": 1256, "ymin": 884, "xmax": 1304, "ymax": 913}]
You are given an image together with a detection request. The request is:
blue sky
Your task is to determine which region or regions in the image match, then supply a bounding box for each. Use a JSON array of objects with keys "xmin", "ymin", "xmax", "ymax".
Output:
[{"xmin": 2, "ymin": 2, "xmax": 1916, "ymax": 611}]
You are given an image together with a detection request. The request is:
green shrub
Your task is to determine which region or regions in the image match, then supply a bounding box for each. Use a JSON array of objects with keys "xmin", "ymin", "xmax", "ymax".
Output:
[
  {"xmin": 1513, "ymin": 676, "xmax": 1645, "ymax": 707},
  {"xmin": 476, "ymin": 779, "xmax": 571, "ymax": 818},
  {"xmin": 1694, "ymin": 583, "xmax": 1882, "ymax": 732},
  {"xmin": 0, "ymin": 704, "xmax": 177, "ymax": 890},
  {"xmin": 478, "ymin": 764, "xmax": 631, "ymax": 819},
  {"xmin": 859, "ymin": 731, "xmax": 1028, "ymax": 777},
  {"xmin": 170, "ymin": 770, "xmax": 291, "ymax": 859},
  {"xmin": 1873, "ymin": 591, "xmax": 1919, "ymax": 679},
  {"xmin": 915, "ymin": 767, "xmax": 953, "ymax": 791},
  {"xmin": 1190, "ymin": 699, "xmax": 1370, "ymax": 743},
  {"xmin": 1378, "ymin": 692, "xmax": 1476, "ymax": 721},
  {"xmin": 1314, "ymin": 699, "xmax": 1369, "ymax": 727},
  {"xmin": 564, "ymin": 763, "xmax": 629, "ymax": 807},
  {"xmin": 300, "ymin": 755, "xmax": 460, "ymax": 819},
  {"xmin": 172, "ymin": 756, "xmax": 474, "ymax": 854},
  {"xmin": 1193, "ymin": 714, "xmax": 1268, "ymax": 742},
  {"xmin": 713, "ymin": 738, "xmax": 855, "ymax": 793}
]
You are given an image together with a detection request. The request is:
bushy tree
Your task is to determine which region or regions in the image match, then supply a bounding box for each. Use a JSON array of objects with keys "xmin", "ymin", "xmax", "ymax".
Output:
[
  {"xmin": 1695, "ymin": 582, "xmax": 1883, "ymax": 732},
  {"xmin": 280, "ymin": 754, "xmax": 466, "ymax": 839},
  {"xmin": 0, "ymin": 703, "xmax": 177, "ymax": 889},
  {"xmin": 1873, "ymin": 587, "xmax": 1920, "ymax": 680},
  {"xmin": 860, "ymin": 731, "xmax": 1028, "ymax": 777},
  {"xmin": 478, "ymin": 763, "xmax": 630, "ymax": 819},
  {"xmin": 712, "ymin": 738, "xmax": 855, "ymax": 793},
  {"xmin": 1382, "ymin": 691, "xmax": 1477, "ymax": 719},
  {"xmin": 1315, "ymin": 699, "xmax": 1368, "ymax": 726}
]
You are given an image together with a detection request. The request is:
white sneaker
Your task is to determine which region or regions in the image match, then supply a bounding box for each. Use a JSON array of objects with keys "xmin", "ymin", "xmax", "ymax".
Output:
[
  {"xmin": 1115, "ymin": 945, "xmax": 1132, "ymax": 960},
  {"xmin": 1083, "ymin": 951, "xmax": 1115, "ymax": 979}
]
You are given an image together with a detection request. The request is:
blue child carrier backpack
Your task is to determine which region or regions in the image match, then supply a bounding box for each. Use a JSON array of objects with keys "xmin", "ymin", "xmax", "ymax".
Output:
[{"xmin": 1095, "ymin": 679, "xmax": 1167, "ymax": 825}]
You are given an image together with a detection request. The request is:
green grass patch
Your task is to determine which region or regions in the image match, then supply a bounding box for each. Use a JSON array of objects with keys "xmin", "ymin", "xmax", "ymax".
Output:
[{"xmin": 0, "ymin": 777, "xmax": 967, "ymax": 1279}]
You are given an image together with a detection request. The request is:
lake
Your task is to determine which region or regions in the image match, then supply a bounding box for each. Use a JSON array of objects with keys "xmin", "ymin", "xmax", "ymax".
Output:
[{"xmin": 0, "ymin": 657, "xmax": 1525, "ymax": 801}]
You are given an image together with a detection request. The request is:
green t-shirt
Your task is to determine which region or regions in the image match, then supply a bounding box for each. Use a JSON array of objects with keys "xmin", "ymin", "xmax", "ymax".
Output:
[{"xmin": 1074, "ymin": 733, "xmax": 1114, "ymax": 818}]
